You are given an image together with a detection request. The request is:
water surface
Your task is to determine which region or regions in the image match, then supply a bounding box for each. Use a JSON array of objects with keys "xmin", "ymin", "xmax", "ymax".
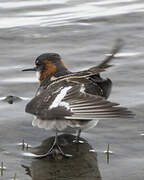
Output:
[{"xmin": 0, "ymin": 0, "xmax": 144, "ymax": 179}]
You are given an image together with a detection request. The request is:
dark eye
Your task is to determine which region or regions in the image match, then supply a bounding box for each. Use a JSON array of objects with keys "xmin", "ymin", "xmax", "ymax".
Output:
[
  {"xmin": 35, "ymin": 60, "xmax": 41, "ymax": 66},
  {"xmin": 36, "ymin": 62, "xmax": 40, "ymax": 66}
]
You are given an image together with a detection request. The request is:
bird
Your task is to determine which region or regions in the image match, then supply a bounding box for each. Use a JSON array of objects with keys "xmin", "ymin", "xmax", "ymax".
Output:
[{"xmin": 22, "ymin": 40, "xmax": 134, "ymax": 158}]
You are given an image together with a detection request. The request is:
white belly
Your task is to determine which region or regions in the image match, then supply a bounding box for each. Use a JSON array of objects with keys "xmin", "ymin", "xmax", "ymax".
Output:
[{"xmin": 32, "ymin": 118, "xmax": 99, "ymax": 132}]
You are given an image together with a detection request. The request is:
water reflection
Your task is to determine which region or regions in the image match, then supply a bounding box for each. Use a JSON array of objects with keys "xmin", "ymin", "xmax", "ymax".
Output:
[{"xmin": 22, "ymin": 134, "xmax": 101, "ymax": 180}]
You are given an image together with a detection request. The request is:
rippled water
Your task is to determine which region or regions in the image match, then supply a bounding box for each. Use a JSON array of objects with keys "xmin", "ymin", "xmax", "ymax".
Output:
[{"xmin": 0, "ymin": 0, "xmax": 144, "ymax": 179}]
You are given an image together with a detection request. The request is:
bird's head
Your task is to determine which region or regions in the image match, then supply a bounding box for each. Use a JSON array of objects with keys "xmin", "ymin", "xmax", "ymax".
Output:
[{"xmin": 23, "ymin": 53, "xmax": 69, "ymax": 83}]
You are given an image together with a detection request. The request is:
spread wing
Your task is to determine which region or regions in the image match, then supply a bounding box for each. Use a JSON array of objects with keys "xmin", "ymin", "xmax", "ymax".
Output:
[
  {"xmin": 49, "ymin": 39, "xmax": 123, "ymax": 82},
  {"xmin": 26, "ymin": 83, "xmax": 133, "ymax": 121}
]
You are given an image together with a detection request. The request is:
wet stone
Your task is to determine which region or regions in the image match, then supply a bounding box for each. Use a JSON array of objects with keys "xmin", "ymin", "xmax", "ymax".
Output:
[
  {"xmin": 2, "ymin": 95, "xmax": 22, "ymax": 104},
  {"xmin": 23, "ymin": 134, "xmax": 101, "ymax": 180}
]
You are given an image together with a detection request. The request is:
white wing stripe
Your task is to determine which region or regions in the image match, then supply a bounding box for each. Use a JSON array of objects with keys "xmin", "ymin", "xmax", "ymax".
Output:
[{"xmin": 49, "ymin": 86, "xmax": 72, "ymax": 110}]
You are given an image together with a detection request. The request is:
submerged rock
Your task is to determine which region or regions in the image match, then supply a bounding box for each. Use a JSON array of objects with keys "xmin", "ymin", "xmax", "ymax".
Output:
[
  {"xmin": 1, "ymin": 95, "xmax": 26, "ymax": 104},
  {"xmin": 22, "ymin": 134, "xmax": 101, "ymax": 180}
]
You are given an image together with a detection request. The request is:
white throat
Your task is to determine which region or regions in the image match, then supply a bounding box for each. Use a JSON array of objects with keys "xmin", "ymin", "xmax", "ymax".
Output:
[{"xmin": 36, "ymin": 71, "xmax": 40, "ymax": 81}]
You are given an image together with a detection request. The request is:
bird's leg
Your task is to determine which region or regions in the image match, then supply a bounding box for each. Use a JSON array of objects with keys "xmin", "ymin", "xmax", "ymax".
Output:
[
  {"xmin": 34, "ymin": 130, "xmax": 72, "ymax": 158},
  {"xmin": 53, "ymin": 131, "xmax": 72, "ymax": 157},
  {"xmin": 73, "ymin": 129, "xmax": 84, "ymax": 144}
]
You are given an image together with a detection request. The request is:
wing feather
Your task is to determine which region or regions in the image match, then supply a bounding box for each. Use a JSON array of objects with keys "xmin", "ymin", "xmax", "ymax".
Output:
[{"xmin": 26, "ymin": 82, "xmax": 134, "ymax": 120}]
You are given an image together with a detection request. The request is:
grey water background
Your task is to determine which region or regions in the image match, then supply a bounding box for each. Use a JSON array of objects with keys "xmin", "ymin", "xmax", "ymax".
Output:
[{"xmin": 0, "ymin": 0, "xmax": 144, "ymax": 179}]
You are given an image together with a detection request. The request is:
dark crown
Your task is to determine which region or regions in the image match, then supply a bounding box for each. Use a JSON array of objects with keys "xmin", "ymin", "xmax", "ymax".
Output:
[{"xmin": 35, "ymin": 53, "xmax": 61, "ymax": 65}]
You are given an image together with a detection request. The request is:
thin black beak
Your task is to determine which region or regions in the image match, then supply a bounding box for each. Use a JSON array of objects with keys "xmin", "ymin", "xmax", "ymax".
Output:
[{"xmin": 22, "ymin": 67, "xmax": 36, "ymax": 72}]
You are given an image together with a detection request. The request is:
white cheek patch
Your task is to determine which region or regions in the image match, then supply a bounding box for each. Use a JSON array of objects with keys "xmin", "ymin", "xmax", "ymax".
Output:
[
  {"xmin": 49, "ymin": 86, "xmax": 72, "ymax": 110},
  {"xmin": 36, "ymin": 71, "xmax": 40, "ymax": 80}
]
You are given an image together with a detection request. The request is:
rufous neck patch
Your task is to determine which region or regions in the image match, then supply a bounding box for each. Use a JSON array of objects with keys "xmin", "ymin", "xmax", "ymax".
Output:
[{"xmin": 39, "ymin": 60, "xmax": 56, "ymax": 82}]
